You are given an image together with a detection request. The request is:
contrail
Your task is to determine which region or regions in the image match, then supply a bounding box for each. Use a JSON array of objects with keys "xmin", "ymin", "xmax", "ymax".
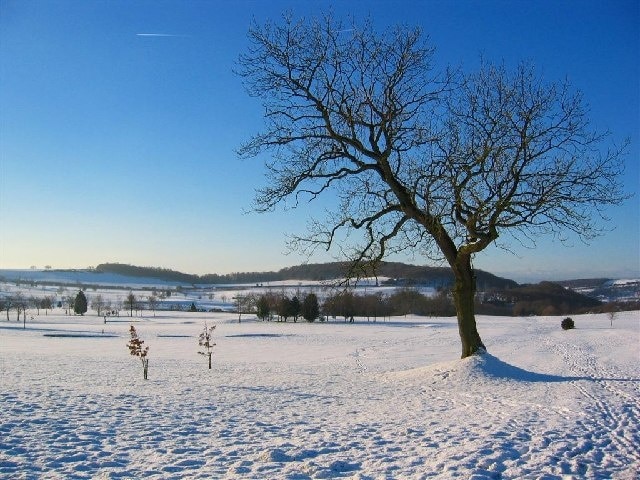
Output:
[{"xmin": 136, "ymin": 33, "xmax": 188, "ymax": 37}]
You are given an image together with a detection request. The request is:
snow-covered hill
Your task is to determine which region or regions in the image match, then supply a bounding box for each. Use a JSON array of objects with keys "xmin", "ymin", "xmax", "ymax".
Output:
[
  {"xmin": 1, "ymin": 310, "xmax": 638, "ymax": 478},
  {"xmin": 0, "ymin": 269, "xmax": 184, "ymax": 288}
]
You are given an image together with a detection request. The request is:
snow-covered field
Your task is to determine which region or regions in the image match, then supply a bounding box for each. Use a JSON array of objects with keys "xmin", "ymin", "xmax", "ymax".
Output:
[{"xmin": 1, "ymin": 310, "xmax": 638, "ymax": 479}]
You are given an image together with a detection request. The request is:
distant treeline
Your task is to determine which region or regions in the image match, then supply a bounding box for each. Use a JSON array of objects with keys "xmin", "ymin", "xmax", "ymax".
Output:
[
  {"xmin": 95, "ymin": 262, "xmax": 518, "ymax": 290},
  {"xmin": 556, "ymin": 278, "xmax": 611, "ymax": 289},
  {"xmin": 490, "ymin": 281, "xmax": 603, "ymax": 316},
  {"xmin": 254, "ymin": 280, "xmax": 613, "ymax": 319},
  {"xmin": 320, "ymin": 281, "xmax": 612, "ymax": 317}
]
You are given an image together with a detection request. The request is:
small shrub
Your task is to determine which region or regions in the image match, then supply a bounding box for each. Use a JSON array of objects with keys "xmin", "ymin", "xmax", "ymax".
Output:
[
  {"xmin": 198, "ymin": 321, "xmax": 216, "ymax": 370},
  {"xmin": 127, "ymin": 325, "xmax": 149, "ymax": 379},
  {"xmin": 561, "ymin": 317, "xmax": 575, "ymax": 330}
]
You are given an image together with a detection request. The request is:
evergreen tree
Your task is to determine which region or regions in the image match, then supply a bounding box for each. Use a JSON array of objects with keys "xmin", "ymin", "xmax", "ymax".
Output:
[
  {"xmin": 73, "ymin": 290, "xmax": 88, "ymax": 316},
  {"xmin": 256, "ymin": 295, "xmax": 270, "ymax": 321},
  {"xmin": 301, "ymin": 293, "xmax": 319, "ymax": 322},
  {"xmin": 276, "ymin": 296, "xmax": 291, "ymax": 322},
  {"xmin": 290, "ymin": 295, "xmax": 301, "ymax": 323}
]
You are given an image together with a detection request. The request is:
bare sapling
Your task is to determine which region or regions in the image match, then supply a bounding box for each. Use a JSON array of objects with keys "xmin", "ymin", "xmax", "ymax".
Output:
[
  {"xmin": 127, "ymin": 325, "xmax": 150, "ymax": 380},
  {"xmin": 198, "ymin": 322, "xmax": 216, "ymax": 369}
]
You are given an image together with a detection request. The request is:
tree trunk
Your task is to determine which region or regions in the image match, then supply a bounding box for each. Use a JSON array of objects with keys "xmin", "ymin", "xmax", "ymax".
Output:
[
  {"xmin": 452, "ymin": 256, "xmax": 486, "ymax": 358},
  {"xmin": 142, "ymin": 358, "xmax": 149, "ymax": 380},
  {"xmin": 208, "ymin": 354, "xmax": 212, "ymax": 370}
]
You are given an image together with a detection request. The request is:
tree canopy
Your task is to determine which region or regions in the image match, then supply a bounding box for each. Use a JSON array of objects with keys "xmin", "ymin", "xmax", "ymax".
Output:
[{"xmin": 237, "ymin": 15, "xmax": 628, "ymax": 357}]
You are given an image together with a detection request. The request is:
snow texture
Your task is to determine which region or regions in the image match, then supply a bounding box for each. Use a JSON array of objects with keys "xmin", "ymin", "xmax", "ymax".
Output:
[{"xmin": 1, "ymin": 310, "xmax": 638, "ymax": 479}]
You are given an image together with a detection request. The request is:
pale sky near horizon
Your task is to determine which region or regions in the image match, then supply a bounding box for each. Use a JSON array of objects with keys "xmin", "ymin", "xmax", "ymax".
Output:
[{"xmin": 1, "ymin": 0, "xmax": 638, "ymax": 283}]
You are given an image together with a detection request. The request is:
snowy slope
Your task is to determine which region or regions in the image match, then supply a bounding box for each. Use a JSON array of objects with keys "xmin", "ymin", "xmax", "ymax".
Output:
[
  {"xmin": 1, "ymin": 311, "xmax": 638, "ymax": 479},
  {"xmin": 0, "ymin": 269, "xmax": 183, "ymax": 288}
]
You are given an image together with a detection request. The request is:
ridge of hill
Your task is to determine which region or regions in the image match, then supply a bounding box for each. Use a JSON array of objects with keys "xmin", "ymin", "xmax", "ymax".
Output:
[
  {"xmin": 94, "ymin": 262, "xmax": 518, "ymax": 290},
  {"xmin": 494, "ymin": 281, "xmax": 603, "ymax": 315}
]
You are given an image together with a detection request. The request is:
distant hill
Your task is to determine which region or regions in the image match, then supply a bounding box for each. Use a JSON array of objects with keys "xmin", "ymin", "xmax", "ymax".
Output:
[
  {"xmin": 557, "ymin": 278, "xmax": 640, "ymax": 303},
  {"xmin": 95, "ymin": 261, "xmax": 518, "ymax": 290},
  {"xmin": 3, "ymin": 264, "xmax": 636, "ymax": 315},
  {"xmin": 494, "ymin": 281, "xmax": 602, "ymax": 315},
  {"xmin": 94, "ymin": 264, "xmax": 196, "ymax": 284},
  {"xmin": 555, "ymin": 278, "xmax": 611, "ymax": 290}
]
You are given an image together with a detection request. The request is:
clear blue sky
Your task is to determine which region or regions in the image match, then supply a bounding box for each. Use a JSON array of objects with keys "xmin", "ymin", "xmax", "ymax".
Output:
[{"xmin": 1, "ymin": 0, "xmax": 638, "ymax": 282}]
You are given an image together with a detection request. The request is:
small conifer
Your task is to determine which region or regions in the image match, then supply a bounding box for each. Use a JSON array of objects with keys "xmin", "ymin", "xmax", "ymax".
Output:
[{"xmin": 73, "ymin": 290, "xmax": 88, "ymax": 316}]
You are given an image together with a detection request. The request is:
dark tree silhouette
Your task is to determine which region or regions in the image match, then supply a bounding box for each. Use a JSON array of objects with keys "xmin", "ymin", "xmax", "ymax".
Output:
[
  {"xmin": 290, "ymin": 295, "xmax": 301, "ymax": 323},
  {"xmin": 74, "ymin": 290, "xmax": 88, "ymax": 316},
  {"xmin": 276, "ymin": 295, "xmax": 292, "ymax": 322},
  {"xmin": 237, "ymin": 15, "xmax": 628, "ymax": 358},
  {"xmin": 301, "ymin": 293, "xmax": 320, "ymax": 322},
  {"xmin": 256, "ymin": 295, "xmax": 270, "ymax": 321}
]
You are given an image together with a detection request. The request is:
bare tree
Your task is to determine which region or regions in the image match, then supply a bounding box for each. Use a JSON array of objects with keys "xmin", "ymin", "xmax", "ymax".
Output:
[
  {"xmin": 64, "ymin": 295, "xmax": 74, "ymax": 316},
  {"xmin": 14, "ymin": 292, "xmax": 27, "ymax": 324},
  {"xmin": 124, "ymin": 292, "xmax": 137, "ymax": 317},
  {"xmin": 41, "ymin": 296, "xmax": 53, "ymax": 315},
  {"xmin": 31, "ymin": 296, "xmax": 40, "ymax": 316},
  {"xmin": 91, "ymin": 294, "xmax": 105, "ymax": 316},
  {"xmin": 147, "ymin": 295, "xmax": 159, "ymax": 317},
  {"xmin": 237, "ymin": 15, "xmax": 628, "ymax": 358},
  {"xmin": 233, "ymin": 294, "xmax": 251, "ymax": 323},
  {"xmin": 198, "ymin": 322, "xmax": 216, "ymax": 369},
  {"xmin": 606, "ymin": 307, "xmax": 618, "ymax": 328},
  {"xmin": 1, "ymin": 297, "xmax": 12, "ymax": 321}
]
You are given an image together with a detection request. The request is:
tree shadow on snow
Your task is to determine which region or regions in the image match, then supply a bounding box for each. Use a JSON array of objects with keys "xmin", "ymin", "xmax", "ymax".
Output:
[{"xmin": 472, "ymin": 353, "xmax": 640, "ymax": 383}]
